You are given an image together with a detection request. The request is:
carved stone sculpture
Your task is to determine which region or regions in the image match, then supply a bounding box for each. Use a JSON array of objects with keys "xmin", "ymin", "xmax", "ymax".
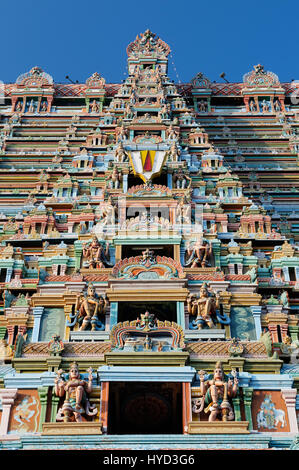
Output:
[
  {"xmin": 75, "ymin": 283, "xmax": 108, "ymax": 331},
  {"xmin": 82, "ymin": 237, "xmax": 110, "ymax": 269},
  {"xmin": 54, "ymin": 362, "xmax": 97, "ymax": 422},
  {"xmin": 198, "ymin": 363, "xmax": 238, "ymax": 421}
]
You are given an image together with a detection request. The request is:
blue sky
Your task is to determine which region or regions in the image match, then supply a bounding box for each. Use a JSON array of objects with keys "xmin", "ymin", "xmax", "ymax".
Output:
[{"xmin": 1, "ymin": 0, "xmax": 298, "ymax": 84}]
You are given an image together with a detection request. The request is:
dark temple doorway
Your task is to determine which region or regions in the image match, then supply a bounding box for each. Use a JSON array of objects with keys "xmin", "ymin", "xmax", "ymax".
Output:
[
  {"xmin": 117, "ymin": 301, "xmax": 177, "ymax": 323},
  {"xmin": 108, "ymin": 382, "xmax": 182, "ymax": 434}
]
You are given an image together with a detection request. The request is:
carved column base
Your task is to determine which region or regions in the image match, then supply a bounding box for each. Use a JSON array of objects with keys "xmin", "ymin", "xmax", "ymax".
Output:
[{"xmin": 188, "ymin": 421, "xmax": 249, "ymax": 434}]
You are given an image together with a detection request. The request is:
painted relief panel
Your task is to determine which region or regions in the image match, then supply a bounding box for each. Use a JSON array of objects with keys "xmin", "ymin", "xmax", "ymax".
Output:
[
  {"xmin": 8, "ymin": 390, "xmax": 40, "ymax": 434},
  {"xmin": 230, "ymin": 307, "xmax": 256, "ymax": 341},
  {"xmin": 39, "ymin": 308, "xmax": 65, "ymax": 341},
  {"xmin": 252, "ymin": 391, "xmax": 289, "ymax": 432}
]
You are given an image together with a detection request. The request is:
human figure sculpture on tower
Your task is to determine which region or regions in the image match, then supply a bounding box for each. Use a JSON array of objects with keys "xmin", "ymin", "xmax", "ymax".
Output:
[
  {"xmin": 187, "ymin": 283, "xmax": 220, "ymax": 329},
  {"xmin": 249, "ymin": 100, "xmax": 256, "ymax": 112},
  {"xmin": 82, "ymin": 236, "xmax": 110, "ymax": 269},
  {"xmin": 114, "ymin": 142, "xmax": 128, "ymax": 163},
  {"xmin": 54, "ymin": 362, "xmax": 97, "ymax": 422},
  {"xmin": 173, "ymin": 167, "xmax": 191, "ymax": 189},
  {"xmin": 105, "ymin": 167, "xmax": 121, "ymax": 189},
  {"xmin": 198, "ymin": 100, "xmax": 207, "ymax": 112},
  {"xmin": 184, "ymin": 239, "xmax": 212, "ymax": 268},
  {"xmin": 198, "ymin": 363, "xmax": 238, "ymax": 421},
  {"xmin": 75, "ymin": 283, "xmax": 108, "ymax": 331},
  {"xmin": 168, "ymin": 142, "xmax": 180, "ymax": 162},
  {"xmin": 91, "ymin": 100, "xmax": 99, "ymax": 113}
]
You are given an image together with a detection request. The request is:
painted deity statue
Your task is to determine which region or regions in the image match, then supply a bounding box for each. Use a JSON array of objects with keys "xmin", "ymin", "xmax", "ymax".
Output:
[
  {"xmin": 105, "ymin": 167, "xmax": 121, "ymax": 189},
  {"xmin": 54, "ymin": 362, "xmax": 97, "ymax": 422},
  {"xmin": 173, "ymin": 167, "xmax": 191, "ymax": 189},
  {"xmin": 168, "ymin": 142, "xmax": 180, "ymax": 162},
  {"xmin": 184, "ymin": 239, "xmax": 212, "ymax": 268},
  {"xmin": 114, "ymin": 142, "xmax": 128, "ymax": 163},
  {"xmin": 176, "ymin": 196, "xmax": 191, "ymax": 224},
  {"xmin": 187, "ymin": 283, "xmax": 220, "ymax": 329},
  {"xmin": 198, "ymin": 362, "xmax": 238, "ymax": 421},
  {"xmin": 82, "ymin": 236, "xmax": 110, "ymax": 269},
  {"xmin": 91, "ymin": 100, "xmax": 99, "ymax": 113},
  {"xmin": 75, "ymin": 283, "xmax": 108, "ymax": 331}
]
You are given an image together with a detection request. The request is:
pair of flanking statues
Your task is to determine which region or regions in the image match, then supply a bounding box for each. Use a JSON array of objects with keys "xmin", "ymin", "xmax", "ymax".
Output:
[{"xmin": 54, "ymin": 361, "xmax": 239, "ymax": 424}]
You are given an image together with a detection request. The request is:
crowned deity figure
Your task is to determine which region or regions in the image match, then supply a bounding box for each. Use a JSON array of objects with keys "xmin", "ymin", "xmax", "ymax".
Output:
[
  {"xmin": 187, "ymin": 283, "xmax": 220, "ymax": 329},
  {"xmin": 105, "ymin": 167, "xmax": 121, "ymax": 189},
  {"xmin": 82, "ymin": 236, "xmax": 110, "ymax": 269},
  {"xmin": 198, "ymin": 100, "xmax": 208, "ymax": 112},
  {"xmin": 114, "ymin": 142, "xmax": 128, "ymax": 163},
  {"xmin": 75, "ymin": 283, "xmax": 108, "ymax": 331},
  {"xmin": 173, "ymin": 167, "xmax": 191, "ymax": 189},
  {"xmin": 54, "ymin": 362, "xmax": 97, "ymax": 422},
  {"xmin": 168, "ymin": 142, "xmax": 180, "ymax": 162},
  {"xmin": 90, "ymin": 100, "xmax": 100, "ymax": 113},
  {"xmin": 95, "ymin": 196, "xmax": 115, "ymax": 228},
  {"xmin": 184, "ymin": 239, "xmax": 212, "ymax": 268},
  {"xmin": 249, "ymin": 99, "xmax": 256, "ymax": 112},
  {"xmin": 198, "ymin": 363, "xmax": 239, "ymax": 421}
]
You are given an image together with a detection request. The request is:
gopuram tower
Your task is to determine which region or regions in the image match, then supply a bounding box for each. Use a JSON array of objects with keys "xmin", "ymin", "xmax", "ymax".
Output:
[{"xmin": 0, "ymin": 30, "xmax": 298, "ymax": 450}]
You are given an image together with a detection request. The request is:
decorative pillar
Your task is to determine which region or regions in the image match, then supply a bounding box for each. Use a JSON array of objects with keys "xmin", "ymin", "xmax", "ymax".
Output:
[
  {"xmin": 115, "ymin": 245, "xmax": 122, "ymax": 262},
  {"xmin": 250, "ymin": 306, "xmax": 262, "ymax": 340},
  {"xmin": 74, "ymin": 241, "xmax": 83, "ymax": 272},
  {"xmin": 173, "ymin": 244, "xmax": 180, "ymax": 263},
  {"xmin": 32, "ymin": 306, "xmax": 44, "ymax": 342},
  {"xmin": 38, "ymin": 387, "xmax": 48, "ymax": 432},
  {"xmin": 50, "ymin": 392, "xmax": 60, "ymax": 423},
  {"xmin": 123, "ymin": 174, "xmax": 128, "ymax": 193},
  {"xmin": 243, "ymin": 387, "xmax": 254, "ymax": 430},
  {"xmin": 0, "ymin": 326, "xmax": 6, "ymax": 340},
  {"xmin": 64, "ymin": 304, "xmax": 73, "ymax": 341},
  {"xmin": 5, "ymin": 268, "xmax": 13, "ymax": 283},
  {"xmin": 176, "ymin": 302, "xmax": 185, "ymax": 329},
  {"xmin": 289, "ymin": 325, "xmax": 299, "ymax": 343},
  {"xmin": 180, "ymin": 242, "xmax": 186, "ymax": 266},
  {"xmin": 182, "ymin": 382, "xmax": 191, "ymax": 434},
  {"xmin": 110, "ymin": 302, "xmax": 118, "ymax": 328},
  {"xmin": 17, "ymin": 325, "xmax": 27, "ymax": 337},
  {"xmin": 232, "ymin": 396, "xmax": 241, "ymax": 421},
  {"xmin": 0, "ymin": 388, "xmax": 18, "ymax": 436},
  {"xmin": 268, "ymin": 324, "xmax": 279, "ymax": 343},
  {"xmin": 6, "ymin": 325, "xmax": 15, "ymax": 346},
  {"xmin": 167, "ymin": 172, "xmax": 173, "ymax": 189},
  {"xmin": 280, "ymin": 323, "xmax": 289, "ymax": 342},
  {"xmin": 281, "ymin": 389, "xmax": 298, "ymax": 433},
  {"xmin": 47, "ymin": 96, "xmax": 53, "ymax": 113},
  {"xmin": 100, "ymin": 382, "xmax": 109, "ymax": 434},
  {"xmin": 212, "ymin": 241, "xmax": 221, "ymax": 268}
]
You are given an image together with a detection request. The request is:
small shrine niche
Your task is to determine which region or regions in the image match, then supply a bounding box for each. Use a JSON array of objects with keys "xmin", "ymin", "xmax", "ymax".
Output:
[
  {"xmin": 190, "ymin": 72, "xmax": 212, "ymax": 113},
  {"xmin": 126, "ymin": 30, "xmax": 170, "ymax": 76},
  {"xmin": 201, "ymin": 152, "xmax": 224, "ymax": 171},
  {"xmin": 11, "ymin": 67, "xmax": 54, "ymax": 114},
  {"xmin": 242, "ymin": 64, "xmax": 285, "ymax": 113},
  {"xmin": 84, "ymin": 72, "xmax": 106, "ymax": 113},
  {"xmin": 72, "ymin": 152, "xmax": 95, "ymax": 170}
]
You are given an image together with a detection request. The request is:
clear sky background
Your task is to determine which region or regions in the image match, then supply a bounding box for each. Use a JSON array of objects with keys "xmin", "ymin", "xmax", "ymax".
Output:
[{"xmin": 1, "ymin": 0, "xmax": 298, "ymax": 84}]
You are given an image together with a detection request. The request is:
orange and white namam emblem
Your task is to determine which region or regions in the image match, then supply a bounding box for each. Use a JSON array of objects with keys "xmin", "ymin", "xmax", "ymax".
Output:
[{"xmin": 128, "ymin": 150, "xmax": 167, "ymax": 182}]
